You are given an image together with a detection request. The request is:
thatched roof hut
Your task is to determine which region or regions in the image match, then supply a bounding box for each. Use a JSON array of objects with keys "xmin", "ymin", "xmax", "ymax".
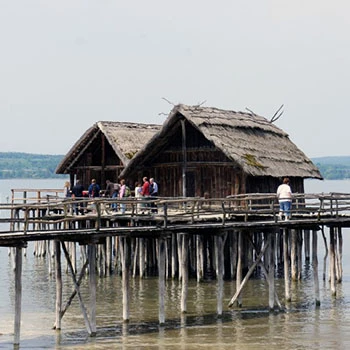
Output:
[
  {"xmin": 120, "ymin": 104, "xmax": 322, "ymax": 197},
  {"xmin": 56, "ymin": 121, "xmax": 161, "ymax": 189}
]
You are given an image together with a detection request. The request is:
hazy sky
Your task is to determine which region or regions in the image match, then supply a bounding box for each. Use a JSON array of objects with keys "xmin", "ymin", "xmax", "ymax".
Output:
[{"xmin": 1, "ymin": 1, "xmax": 349, "ymax": 158}]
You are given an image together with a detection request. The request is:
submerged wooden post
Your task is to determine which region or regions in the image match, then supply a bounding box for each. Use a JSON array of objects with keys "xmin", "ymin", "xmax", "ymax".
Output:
[
  {"xmin": 312, "ymin": 230, "xmax": 320, "ymax": 307},
  {"xmin": 291, "ymin": 229, "xmax": 298, "ymax": 281},
  {"xmin": 122, "ymin": 237, "xmax": 131, "ymax": 321},
  {"xmin": 158, "ymin": 237, "xmax": 166, "ymax": 325},
  {"xmin": 337, "ymin": 226, "xmax": 343, "ymax": 283},
  {"xmin": 304, "ymin": 229, "xmax": 310, "ymax": 261},
  {"xmin": 215, "ymin": 235, "xmax": 224, "ymax": 316},
  {"xmin": 181, "ymin": 233, "xmax": 188, "ymax": 313},
  {"xmin": 54, "ymin": 240, "xmax": 62, "ymax": 330},
  {"xmin": 283, "ymin": 228, "xmax": 291, "ymax": 302},
  {"xmin": 329, "ymin": 226, "xmax": 336, "ymax": 296},
  {"xmin": 236, "ymin": 231, "xmax": 243, "ymax": 307},
  {"xmin": 88, "ymin": 243, "xmax": 97, "ymax": 335},
  {"xmin": 14, "ymin": 246, "xmax": 23, "ymax": 345}
]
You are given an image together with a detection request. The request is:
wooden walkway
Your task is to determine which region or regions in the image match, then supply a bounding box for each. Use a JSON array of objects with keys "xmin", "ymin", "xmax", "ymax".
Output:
[{"xmin": 1, "ymin": 188, "xmax": 349, "ymax": 345}]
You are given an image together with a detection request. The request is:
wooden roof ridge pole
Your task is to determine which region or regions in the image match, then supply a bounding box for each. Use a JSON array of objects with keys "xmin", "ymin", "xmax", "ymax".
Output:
[{"xmin": 228, "ymin": 240, "xmax": 269, "ymax": 307}]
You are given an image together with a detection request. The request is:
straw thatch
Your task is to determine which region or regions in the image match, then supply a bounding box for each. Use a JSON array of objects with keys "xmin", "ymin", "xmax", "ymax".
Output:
[
  {"xmin": 56, "ymin": 121, "xmax": 161, "ymax": 174},
  {"xmin": 121, "ymin": 104, "xmax": 322, "ymax": 179}
]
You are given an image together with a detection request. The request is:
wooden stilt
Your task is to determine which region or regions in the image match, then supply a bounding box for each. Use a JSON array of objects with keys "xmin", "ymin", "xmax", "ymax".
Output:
[
  {"xmin": 158, "ymin": 237, "xmax": 166, "ymax": 325},
  {"xmin": 236, "ymin": 231, "xmax": 243, "ymax": 307},
  {"xmin": 321, "ymin": 227, "xmax": 328, "ymax": 281},
  {"xmin": 283, "ymin": 228, "xmax": 291, "ymax": 302},
  {"xmin": 122, "ymin": 237, "xmax": 131, "ymax": 321},
  {"xmin": 88, "ymin": 244, "xmax": 97, "ymax": 335},
  {"xmin": 139, "ymin": 238, "xmax": 145, "ymax": 279},
  {"xmin": 291, "ymin": 229, "xmax": 298, "ymax": 281},
  {"xmin": 268, "ymin": 232, "xmax": 275, "ymax": 310},
  {"xmin": 196, "ymin": 235, "xmax": 203, "ymax": 282},
  {"xmin": 337, "ymin": 227, "xmax": 343, "ymax": 283},
  {"xmin": 62, "ymin": 242, "xmax": 93, "ymax": 335},
  {"xmin": 177, "ymin": 233, "xmax": 183, "ymax": 281},
  {"xmin": 181, "ymin": 233, "xmax": 188, "ymax": 313},
  {"xmin": 228, "ymin": 242, "xmax": 269, "ymax": 307},
  {"xmin": 171, "ymin": 233, "xmax": 177, "ymax": 279},
  {"xmin": 312, "ymin": 230, "xmax": 320, "ymax": 307},
  {"xmin": 304, "ymin": 229, "xmax": 310, "ymax": 261},
  {"xmin": 297, "ymin": 230, "xmax": 302, "ymax": 280},
  {"xmin": 215, "ymin": 235, "xmax": 224, "ymax": 316},
  {"xmin": 54, "ymin": 240, "xmax": 62, "ymax": 330},
  {"xmin": 14, "ymin": 246, "xmax": 23, "ymax": 345},
  {"xmin": 329, "ymin": 226, "xmax": 336, "ymax": 296}
]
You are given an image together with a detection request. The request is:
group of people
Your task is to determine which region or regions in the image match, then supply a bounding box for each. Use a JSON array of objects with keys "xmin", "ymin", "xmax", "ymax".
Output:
[{"xmin": 64, "ymin": 176, "xmax": 159, "ymax": 215}]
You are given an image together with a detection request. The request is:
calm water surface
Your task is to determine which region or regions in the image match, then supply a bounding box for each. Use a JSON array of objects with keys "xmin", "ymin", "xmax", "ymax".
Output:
[{"xmin": 0, "ymin": 179, "xmax": 350, "ymax": 349}]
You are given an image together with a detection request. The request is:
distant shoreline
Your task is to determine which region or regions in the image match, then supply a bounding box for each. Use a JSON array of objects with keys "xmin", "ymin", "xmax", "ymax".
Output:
[{"xmin": 0, "ymin": 152, "xmax": 349, "ymax": 180}]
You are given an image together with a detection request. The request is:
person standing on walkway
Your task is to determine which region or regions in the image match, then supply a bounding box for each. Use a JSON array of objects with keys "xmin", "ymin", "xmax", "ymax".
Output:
[
  {"xmin": 88, "ymin": 179, "xmax": 101, "ymax": 198},
  {"xmin": 277, "ymin": 177, "xmax": 292, "ymax": 220},
  {"xmin": 71, "ymin": 179, "xmax": 84, "ymax": 215},
  {"xmin": 149, "ymin": 178, "xmax": 158, "ymax": 213}
]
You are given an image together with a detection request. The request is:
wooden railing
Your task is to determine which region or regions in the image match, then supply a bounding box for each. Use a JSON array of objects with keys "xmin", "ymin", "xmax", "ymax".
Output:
[{"xmin": 1, "ymin": 189, "xmax": 350, "ymax": 235}]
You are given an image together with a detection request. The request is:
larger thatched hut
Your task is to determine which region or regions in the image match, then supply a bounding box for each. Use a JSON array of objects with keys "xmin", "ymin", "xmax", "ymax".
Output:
[
  {"xmin": 120, "ymin": 104, "xmax": 322, "ymax": 197},
  {"xmin": 56, "ymin": 121, "xmax": 161, "ymax": 189}
]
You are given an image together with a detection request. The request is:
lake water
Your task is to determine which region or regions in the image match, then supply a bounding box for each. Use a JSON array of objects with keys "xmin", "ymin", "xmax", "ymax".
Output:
[{"xmin": 1, "ymin": 179, "xmax": 350, "ymax": 349}]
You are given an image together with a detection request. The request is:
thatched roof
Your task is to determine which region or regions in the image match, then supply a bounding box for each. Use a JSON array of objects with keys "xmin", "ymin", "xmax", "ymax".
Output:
[
  {"xmin": 56, "ymin": 121, "xmax": 161, "ymax": 174},
  {"xmin": 120, "ymin": 104, "xmax": 322, "ymax": 179}
]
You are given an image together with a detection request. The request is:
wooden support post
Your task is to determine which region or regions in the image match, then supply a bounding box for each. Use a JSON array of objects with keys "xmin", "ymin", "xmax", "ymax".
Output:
[
  {"xmin": 291, "ymin": 229, "xmax": 298, "ymax": 281},
  {"xmin": 139, "ymin": 238, "xmax": 145, "ymax": 279},
  {"xmin": 304, "ymin": 229, "xmax": 310, "ymax": 261},
  {"xmin": 171, "ymin": 233, "xmax": 177, "ymax": 279},
  {"xmin": 181, "ymin": 233, "xmax": 188, "ymax": 313},
  {"xmin": 215, "ymin": 235, "xmax": 224, "ymax": 317},
  {"xmin": 321, "ymin": 228, "xmax": 328, "ymax": 281},
  {"xmin": 228, "ymin": 242, "xmax": 269, "ymax": 307},
  {"xmin": 236, "ymin": 231, "xmax": 243, "ymax": 307},
  {"xmin": 62, "ymin": 242, "xmax": 93, "ymax": 335},
  {"xmin": 122, "ymin": 237, "xmax": 131, "ymax": 321},
  {"xmin": 283, "ymin": 228, "xmax": 291, "ymax": 302},
  {"xmin": 336, "ymin": 227, "xmax": 343, "ymax": 283},
  {"xmin": 54, "ymin": 240, "xmax": 62, "ymax": 330},
  {"xmin": 268, "ymin": 232, "xmax": 275, "ymax": 310},
  {"xmin": 177, "ymin": 233, "xmax": 183, "ymax": 281},
  {"xmin": 312, "ymin": 230, "xmax": 320, "ymax": 307},
  {"xmin": 329, "ymin": 226, "xmax": 336, "ymax": 296},
  {"xmin": 158, "ymin": 237, "xmax": 166, "ymax": 325},
  {"xmin": 196, "ymin": 235, "xmax": 203, "ymax": 282},
  {"xmin": 297, "ymin": 230, "xmax": 302, "ymax": 280},
  {"xmin": 14, "ymin": 247, "xmax": 23, "ymax": 345},
  {"xmin": 88, "ymin": 244, "xmax": 97, "ymax": 335}
]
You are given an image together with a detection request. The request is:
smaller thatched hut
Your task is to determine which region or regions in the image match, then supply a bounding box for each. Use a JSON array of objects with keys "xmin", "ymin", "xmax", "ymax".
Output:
[
  {"xmin": 120, "ymin": 104, "xmax": 322, "ymax": 197},
  {"xmin": 56, "ymin": 121, "xmax": 161, "ymax": 189}
]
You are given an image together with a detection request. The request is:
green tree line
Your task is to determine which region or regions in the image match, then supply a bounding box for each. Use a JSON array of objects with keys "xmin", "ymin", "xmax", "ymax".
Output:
[
  {"xmin": 0, "ymin": 152, "xmax": 65, "ymax": 179},
  {"xmin": 0, "ymin": 152, "xmax": 349, "ymax": 180}
]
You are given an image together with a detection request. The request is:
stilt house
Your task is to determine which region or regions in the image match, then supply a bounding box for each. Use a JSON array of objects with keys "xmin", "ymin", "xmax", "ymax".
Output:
[
  {"xmin": 55, "ymin": 121, "xmax": 161, "ymax": 189},
  {"xmin": 120, "ymin": 104, "xmax": 323, "ymax": 197}
]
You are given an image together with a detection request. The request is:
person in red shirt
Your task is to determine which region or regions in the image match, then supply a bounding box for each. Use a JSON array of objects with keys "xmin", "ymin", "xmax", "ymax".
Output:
[{"xmin": 140, "ymin": 177, "xmax": 150, "ymax": 196}]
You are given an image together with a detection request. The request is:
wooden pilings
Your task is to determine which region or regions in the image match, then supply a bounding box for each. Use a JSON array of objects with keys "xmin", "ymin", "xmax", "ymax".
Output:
[{"xmin": 9, "ymin": 221, "xmax": 345, "ymax": 346}]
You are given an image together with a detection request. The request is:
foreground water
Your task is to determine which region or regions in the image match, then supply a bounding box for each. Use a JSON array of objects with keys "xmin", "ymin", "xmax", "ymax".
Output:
[{"xmin": 0, "ymin": 179, "xmax": 350, "ymax": 349}]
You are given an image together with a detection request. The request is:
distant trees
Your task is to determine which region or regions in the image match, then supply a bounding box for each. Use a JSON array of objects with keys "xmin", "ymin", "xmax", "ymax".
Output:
[
  {"xmin": 312, "ymin": 156, "xmax": 350, "ymax": 180},
  {"xmin": 0, "ymin": 152, "xmax": 349, "ymax": 180},
  {"xmin": 0, "ymin": 152, "xmax": 65, "ymax": 179}
]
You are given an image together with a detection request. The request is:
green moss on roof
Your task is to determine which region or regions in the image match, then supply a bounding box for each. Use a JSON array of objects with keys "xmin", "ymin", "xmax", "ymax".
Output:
[
  {"xmin": 125, "ymin": 151, "xmax": 138, "ymax": 160},
  {"xmin": 243, "ymin": 154, "xmax": 266, "ymax": 169}
]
